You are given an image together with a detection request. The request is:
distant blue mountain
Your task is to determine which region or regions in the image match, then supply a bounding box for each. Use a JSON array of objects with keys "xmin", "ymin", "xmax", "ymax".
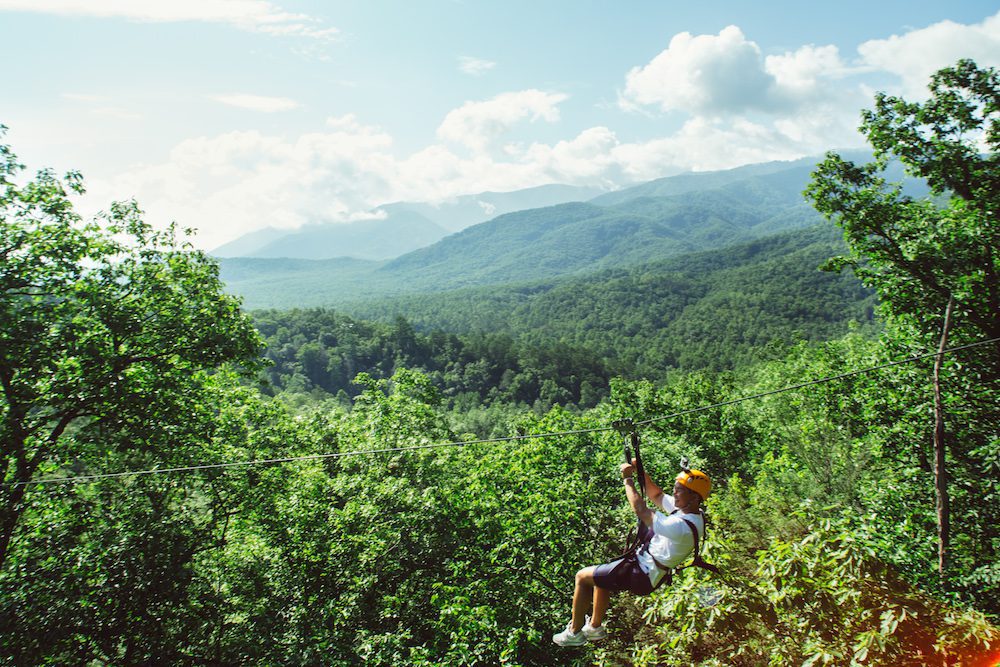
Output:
[
  {"xmin": 212, "ymin": 227, "xmax": 289, "ymax": 257},
  {"xmin": 219, "ymin": 154, "xmax": 930, "ymax": 309},
  {"xmin": 212, "ymin": 183, "xmax": 604, "ymax": 260},
  {"xmin": 378, "ymin": 160, "xmax": 829, "ymax": 285}
]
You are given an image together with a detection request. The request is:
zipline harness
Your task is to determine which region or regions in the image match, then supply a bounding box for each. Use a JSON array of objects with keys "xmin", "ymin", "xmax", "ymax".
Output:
[{"xmin": 614, "ymin": 418, "xmax": 719, "ymax": 591}]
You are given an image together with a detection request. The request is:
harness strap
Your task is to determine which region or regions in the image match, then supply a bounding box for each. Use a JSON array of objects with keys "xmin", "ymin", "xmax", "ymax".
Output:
[
  {"xmin": 677, "ymin": 516, "xmax": 720, "ymax": 574},
  {"xmin": 639, "ymin": 510, "xmax": 719, "ymax": 576},
  {"xmin": 635, "ymin": 511, "xmax": 688, "ymax": 577}
]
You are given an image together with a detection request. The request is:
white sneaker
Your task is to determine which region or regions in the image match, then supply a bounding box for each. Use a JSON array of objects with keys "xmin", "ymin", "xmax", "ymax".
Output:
[
  {"xmin": 552, "ymin": 621, "xmax": 587, "ymax": 647},
  {"xmin": 582, "ymin": 615, "xmax": 608, "ymax": 641}
]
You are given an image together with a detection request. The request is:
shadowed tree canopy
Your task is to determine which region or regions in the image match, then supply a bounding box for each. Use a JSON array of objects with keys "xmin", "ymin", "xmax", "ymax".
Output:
[
  {"xmin": 0, "ymin": 127, "xmax": 265, "ymax": 567},
  {"xmin": 806, "ymin": 59, "xmax": 1000, "ymax": 603}
]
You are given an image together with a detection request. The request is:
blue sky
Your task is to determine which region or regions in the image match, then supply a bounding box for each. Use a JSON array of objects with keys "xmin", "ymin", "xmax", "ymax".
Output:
[{"xmin": 2, "ymin": 1, "xmax": 998, "ymax": 249}]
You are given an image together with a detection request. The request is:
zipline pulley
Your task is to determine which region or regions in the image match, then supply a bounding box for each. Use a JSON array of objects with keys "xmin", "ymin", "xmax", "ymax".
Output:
[{"xmin": 612, "ymin": 418, "xmax": 645, "ymax": 493}]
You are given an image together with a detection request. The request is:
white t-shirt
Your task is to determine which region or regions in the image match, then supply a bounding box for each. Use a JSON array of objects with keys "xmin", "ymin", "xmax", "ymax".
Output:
[{"xmin": 636, "ymin": 494, "xmax": 704, "ymax": 587}]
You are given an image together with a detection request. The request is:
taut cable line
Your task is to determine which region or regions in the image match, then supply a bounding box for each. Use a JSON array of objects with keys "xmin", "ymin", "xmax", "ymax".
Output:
[
  {"xmin": 636, "ymin": 337, "xmax": 999, "ymax": 427},
  {"xmin": 4, "ymin": 425, "xmax": 617, "ymax": 488},
  {"xmin": 4, "ymin": 337, "xmax": 997, "ymax": 489}
]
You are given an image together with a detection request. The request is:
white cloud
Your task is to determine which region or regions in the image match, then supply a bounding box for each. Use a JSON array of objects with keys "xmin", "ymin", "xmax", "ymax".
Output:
[
  {"xmin": 89, "ymin": 105, "xmax": 862, "ymax": 250},
  {"xmin": 621, "ymin": 25, "xmax": 774, "ymax": 115},
  {"xmin": 615, "ymin": 23, "xmax": 877, "ymax": 175},
  {"xmin": 858, "ymin": 11, "xmax": 1000, "ymax": 98},
  {"xmin": 82, "ymin": 64, "xmax": 866, "ymax": 251},
  {"xmin": 620, "ymin": 25, "xmax": 865, "ymax": 118},
  {"xmin": 458, "ymin": 56, "xmax": 496, "ymax": 76},
  {"xmin": 210, "ymin": 93, "xmax": 300, "ymax": 112},
  {"xmin": 77, "ymin": 12, "xmax": 996, "ymax": 252},
  {"xmin": 552, "ymin": 118, "xmax": 843, "ymax": 182},
  {"xmin": 0, "ymin": 0, "xmax": 338, "ymax": 39},
  {"xmin": 617, "ymin": 14, "xmax": 1000, "ymax": 117},
  {"xmin": 437, "ymin": 89, "xmax": 568, "ymax": 153},
  {"xmin": 765, "ymin": 45, "xmax": 853, "ymax": 98},
  {"xmin": 87, "ymin": 118, "xmax": 397, "ymax": 248},
  {"xmin": 520, "ymin": 126, "xmax": 624, "ymax": 185}
]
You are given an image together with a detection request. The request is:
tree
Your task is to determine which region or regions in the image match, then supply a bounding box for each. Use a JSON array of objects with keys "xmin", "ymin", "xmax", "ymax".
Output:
[
  {"xmin": 806, "ymin": 59, "xmax": 999, "ymax": 347},
  {"xmin": 0, "ymin": 127, "xmax": 264, "ymax": 567},
  {"xmin": 806, "ymin": 60, "xmax": 999, "ymax": 591}
]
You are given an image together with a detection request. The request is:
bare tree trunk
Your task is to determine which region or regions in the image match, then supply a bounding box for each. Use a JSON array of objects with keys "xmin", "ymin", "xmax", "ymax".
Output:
[{"xmin": 933, "ymin": 294, "xmax": 955, "ymax": 582}]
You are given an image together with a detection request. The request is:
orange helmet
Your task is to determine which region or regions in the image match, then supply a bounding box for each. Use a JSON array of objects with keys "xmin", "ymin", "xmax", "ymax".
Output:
[{"xmin": 676, "ymin": 468, "xmax": 711, "ymax": 500}]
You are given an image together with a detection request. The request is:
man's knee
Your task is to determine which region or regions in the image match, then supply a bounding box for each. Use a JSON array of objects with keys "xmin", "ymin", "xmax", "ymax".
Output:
[{"xmin": 575, "ymin": 566, "xmax": 596, "ymax": 586}]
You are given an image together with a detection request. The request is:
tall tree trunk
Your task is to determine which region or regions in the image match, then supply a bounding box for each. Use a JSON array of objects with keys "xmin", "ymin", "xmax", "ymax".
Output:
[
  {"xmin": 0, "ymin": 478, "xmax": 28, "ymax": 570},
  {"xmin": 933, "ymin": 294, "xmax": 955, "ymax": 582},
  {"xmin": 0, "ymin": 437, "xmax": 34, "ymax": 570}
]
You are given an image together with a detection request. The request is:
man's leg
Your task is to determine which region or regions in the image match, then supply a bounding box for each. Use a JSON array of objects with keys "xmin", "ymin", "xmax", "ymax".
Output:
[
  {"xmin": 571, "ymin": 566, "xmax": 597, "ymax": 632},
  {"xmin": 590, "ymin": 585, "xmax": 611, "ymax": 627}
]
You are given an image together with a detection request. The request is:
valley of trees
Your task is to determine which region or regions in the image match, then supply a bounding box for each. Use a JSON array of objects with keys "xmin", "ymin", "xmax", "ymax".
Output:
[
  {"xmin": 254, "ymin": 308, "xmax": 616, "ymax": 417},
  {"xmin": 342, "ymin": 224, "xmax": 878, "ymax": 375},
  {"xmin": 2, "ymin": 61, "xmax": 998, "ymax": 666}
]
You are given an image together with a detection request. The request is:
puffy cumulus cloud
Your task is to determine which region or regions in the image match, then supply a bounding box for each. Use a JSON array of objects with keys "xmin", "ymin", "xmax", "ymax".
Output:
[
  {"xmin": 83, "ymin": 68, "xmax": 871, "ymax": 252},
  {"xmin": 0, "ymin": 0, "xmax": 338, "ymax": 40},
  {"xmin": 620, "ymin": 25, "xmax": 869, "ymax": 119},
  {"xmin": 621, "ymin": 25, "xmax": 774, "ymax": 115},
  {"xmin": 609, "ymin": 117, "xmax": 835, "ymax": 179},
  {"xmin": 88, "ymin": 109, "xmax": 861, "ymax": 251},
  {"xmin": 85, "ymin": 120, "xmax": 619, "ymax": 250},
  {"xmin": 858, "ymin": 11, "xmax": 1000, "ymax": 98},
  {"xmin": 765, "ymin": 44, "xmax": 853, "ymax": 101},
  {"xmin": 210, "ymin": 93, "xmax": 300, "ymax": 112},
  {"xmin": 520, "ymin": 127, "xmax": 624, "ymax": 185},
  {"xmin": 623, "ymin": 14, "xmax": 1000, "ymax": 118},
  {"xmin": 396, "ymin": 127, "xmax": 629, "ymax": 200},
  {"xmin": 436, "ymin": 89, "xmax": 568, "ymax": 153}
]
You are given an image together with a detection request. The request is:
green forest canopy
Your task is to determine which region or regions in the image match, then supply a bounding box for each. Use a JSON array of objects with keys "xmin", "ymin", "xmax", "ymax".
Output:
[{"xmin": 2, "ymin": 60, "xmax": 998, "ymax": 665}]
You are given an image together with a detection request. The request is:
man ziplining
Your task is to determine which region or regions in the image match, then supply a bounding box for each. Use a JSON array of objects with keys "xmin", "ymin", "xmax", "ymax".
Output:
[{"xmin": 552, "ymin": 458, "xmax": 711, "ymax": 647}]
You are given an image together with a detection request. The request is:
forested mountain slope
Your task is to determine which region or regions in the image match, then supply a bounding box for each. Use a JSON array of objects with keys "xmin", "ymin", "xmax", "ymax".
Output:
[
  {"xmin": 377, "ymin": 166, "xmax": 825, "ymax": 283},
  {"xmin": 344, "ymin": 224, "xmax": 876, "ymax": 374},
  {"xmin": 219, "ymin": 159, "xmax": 850, "ymax": 308},
  {"xmin": 244, "ymin": 224, "xmax": 875, "ymax": 422}
]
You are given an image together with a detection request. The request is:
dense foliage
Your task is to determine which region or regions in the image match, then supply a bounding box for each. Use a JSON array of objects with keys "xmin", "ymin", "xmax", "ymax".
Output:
[
  {"xmin": 2, "ymin": 62, "xmax": 998, "ymax": 666},
  {"xmin": 807, "ymin": 59, "xmax": 1000, "ymax": 609},
  {"xmin": 0, "ymin": 131, "xmax": 263, "ymax": 569},
  {"xmin": 4, "ymin": 343, "xmax": 997, "ymax": 665},
  {"xmin": 253, "ymin": 308, "xmax": 616, "ymax": 413},
  {"xmin": 345, "ymin": 225, "xmax": 877, "ymax": 375}
]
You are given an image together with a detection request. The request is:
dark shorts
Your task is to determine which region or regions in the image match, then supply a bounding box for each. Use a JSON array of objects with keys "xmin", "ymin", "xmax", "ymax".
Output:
[{"xmin": 592, "ymin": 555, "xmax": 654, "ymax": 596}]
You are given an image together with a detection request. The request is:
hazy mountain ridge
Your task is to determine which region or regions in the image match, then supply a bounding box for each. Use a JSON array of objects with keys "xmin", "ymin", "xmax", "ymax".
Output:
[
  {"xmin": 374, "ymin": 162, "xmax": 827, "ymax": 286},
  {"xmin": 212, "ymin": 183, "xmax": 604, "ymax": 260},
  {"xmin": 218, "ymin": 156, "xmax": 926, "ymax": 309}
]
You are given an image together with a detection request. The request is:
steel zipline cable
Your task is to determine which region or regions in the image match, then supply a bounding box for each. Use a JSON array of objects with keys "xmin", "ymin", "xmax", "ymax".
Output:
[
  {"xmin": 636, "ymin": 337, "xmax": 999, "ymax": 427},
  {"xmin": 5, "ymin": 425, "xmax": 618, "ymax": 488},
  {"xmin": 4, "ymin": 337, "xmax": 997, "ymax": 489}
]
